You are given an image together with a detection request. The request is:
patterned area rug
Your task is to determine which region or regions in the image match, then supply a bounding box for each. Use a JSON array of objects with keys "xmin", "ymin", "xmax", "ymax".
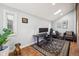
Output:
[{"xmin": 32, "ymin": 39, "xmax": 70, "ymax": 56}]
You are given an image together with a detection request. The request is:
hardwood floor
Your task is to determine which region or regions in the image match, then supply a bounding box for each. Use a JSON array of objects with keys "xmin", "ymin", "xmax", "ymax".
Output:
[
  {"xmin": 69, "ymin": 42, "xmax": 79, "ymax": 56},
  {"xmin": 21, "ymin": 46, "xmax": 43, "ymax": 56},
  {"xmin": 9, "ymin": 46, "xmax": 43, "ymax": 56},
  {"xmin": 9, "ymin": 42, "xmax": 79, "ymax": 56}
]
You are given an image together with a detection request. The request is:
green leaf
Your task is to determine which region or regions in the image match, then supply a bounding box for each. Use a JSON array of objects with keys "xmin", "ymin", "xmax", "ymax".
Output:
[{"xmin": 0, "ymin": 28, "xmax": 12, "ymax": 46}]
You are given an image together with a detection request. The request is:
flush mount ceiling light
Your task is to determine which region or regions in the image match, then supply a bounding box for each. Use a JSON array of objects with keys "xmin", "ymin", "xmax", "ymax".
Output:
[
  {"xmin": 52, "ymin": 3, "xmax": 56, "ymax": 6},
  {"xmin": 54, "ymin": 9, "xmax": 62, "ymax": 15}
]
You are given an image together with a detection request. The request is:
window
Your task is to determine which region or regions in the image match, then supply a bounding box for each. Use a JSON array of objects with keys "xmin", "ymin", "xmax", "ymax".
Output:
[
  {"xmin": 3, "ymin": 10, "xmax": 17, "ymax": 34},
  {"xmin": 7, "ymin": 20, "xmax": 13, "ymax": 32},
  {"xmin": 7, "ymin": 14, "xmax": 14, "ymax": 32}
]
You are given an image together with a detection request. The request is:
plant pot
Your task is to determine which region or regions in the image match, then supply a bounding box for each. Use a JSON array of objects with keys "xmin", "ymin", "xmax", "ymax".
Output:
[
  {"xmin": 0, "ymin": 46, "xmax": 3, "ymax": 51},
  {"xmin": 0, "ymin": 46, "xmax": 9, "ymax": 56}
]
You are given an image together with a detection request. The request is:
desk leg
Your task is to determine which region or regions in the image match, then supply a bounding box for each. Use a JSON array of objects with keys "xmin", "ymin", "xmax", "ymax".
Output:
[{"xmin": 37, "ymin": 36, "xmax": 39, "ymax": 46}]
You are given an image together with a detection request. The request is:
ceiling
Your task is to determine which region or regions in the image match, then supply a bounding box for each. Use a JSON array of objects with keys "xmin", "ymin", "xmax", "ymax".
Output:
[{"xmin": 3, "ymin": 3, "xmax": 75, "ymax": 21}]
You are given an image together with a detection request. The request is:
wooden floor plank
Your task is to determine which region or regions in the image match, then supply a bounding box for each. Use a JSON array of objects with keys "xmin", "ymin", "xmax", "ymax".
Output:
[
  {"xmin": 69, "ymin": 42, "xmax": 79, "ymax": 56},
  {"xmin": 21, "ymin": 46, "xmax": 43, "ymax": 56}
]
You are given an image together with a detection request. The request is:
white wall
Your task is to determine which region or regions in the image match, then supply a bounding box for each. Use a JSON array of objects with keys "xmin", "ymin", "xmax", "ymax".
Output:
[
  {"xmin": 17, "ymin": 12, "xmax": 50, "ymax": 47},
  {"xmin": 0, "ymin": 4, "xmax": 50, "ymax": 51},
  {"xmin": 0, "ymin": 6, "xmax": 4, "ymax": 34},
  {"xmin": 51, "ymin": 10, "xmax": 76, "ymax": 35}
]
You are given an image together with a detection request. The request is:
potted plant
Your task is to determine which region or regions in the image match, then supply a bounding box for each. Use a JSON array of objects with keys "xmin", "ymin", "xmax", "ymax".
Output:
[{"xmin": 0, "ymin": 28, "xmax": 13, "ymax": 56}]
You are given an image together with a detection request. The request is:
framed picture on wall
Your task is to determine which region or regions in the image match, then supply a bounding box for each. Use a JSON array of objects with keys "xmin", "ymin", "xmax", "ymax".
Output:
[{"xmin": 22, "ymin": 17, "xmax": 28, "ymax": 23}]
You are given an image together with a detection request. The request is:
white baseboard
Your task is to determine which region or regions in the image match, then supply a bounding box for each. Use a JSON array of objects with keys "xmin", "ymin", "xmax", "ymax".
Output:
[
  {"xmin": 21, "ymin": 39, "xmax": 43, "ymax": 49},
  {"xmin": 9, "ymin": 41, "xmax": 36, "ymax": 53},
  {"xmin": 21, "ymin": 41, "xmax": 36, "ymax": 48}
]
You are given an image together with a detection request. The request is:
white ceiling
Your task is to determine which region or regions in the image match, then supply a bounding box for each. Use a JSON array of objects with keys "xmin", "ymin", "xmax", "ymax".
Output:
[{"xmin": 3, "ymin": 3, "xmax": 75, "ymax": 21}]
